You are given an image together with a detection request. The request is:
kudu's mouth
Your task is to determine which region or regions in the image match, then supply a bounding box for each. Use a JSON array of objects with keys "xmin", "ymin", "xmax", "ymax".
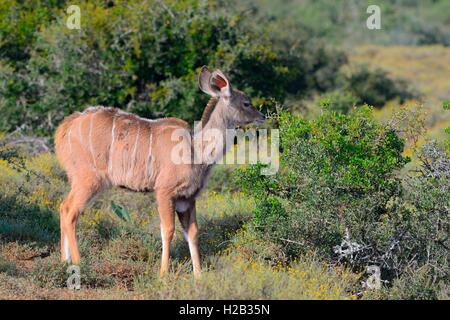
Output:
[
  {"xmin": 237, "ymin": 117, "xmax": 265, "ymax": 129},
  {"xmin": 253, "ymin": 117, "xmax": 266, "ymax": 125}
]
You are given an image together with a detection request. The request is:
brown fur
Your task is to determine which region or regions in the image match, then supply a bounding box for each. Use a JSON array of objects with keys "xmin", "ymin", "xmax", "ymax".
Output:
[
  {"xmin": 55, "ymin": 67, "xmax": 265, "ymax": 278},
  {"xmin": 200, "ymin": 97, "xmax": 219, "ymax": 126}
]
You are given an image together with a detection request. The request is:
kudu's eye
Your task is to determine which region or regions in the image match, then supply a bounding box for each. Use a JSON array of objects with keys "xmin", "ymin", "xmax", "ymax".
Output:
[{"xmin": 243, "ymin": 102, "xmax": 251, "ymax": 108}]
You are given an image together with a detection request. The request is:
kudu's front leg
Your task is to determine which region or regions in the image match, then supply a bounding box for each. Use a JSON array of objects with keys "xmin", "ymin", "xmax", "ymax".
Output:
[{"xmin": 156, "ymin": 190, "xmax": 175, "ymax": 277}]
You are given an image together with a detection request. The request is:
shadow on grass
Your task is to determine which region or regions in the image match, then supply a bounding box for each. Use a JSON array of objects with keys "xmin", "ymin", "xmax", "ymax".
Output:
[
  {"xmin": 0, "ymin": 194, "xmax": 59, "ymax": 247},
  {"xmin": 170, "ymin": 211, "xmax": 250, "ymax": 264}
]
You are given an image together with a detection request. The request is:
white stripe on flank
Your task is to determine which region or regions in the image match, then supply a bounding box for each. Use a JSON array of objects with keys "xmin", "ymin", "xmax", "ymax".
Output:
[
  {"xmin": 146, "ymin": 132, "xmax": 153, "ymax": 182},
  {"xmin": 78, "ymin": 118, "xmax": 83, "ymax": 145},
  {"xmin": 89, "ymin": 114, "xmax": 97, "ymax": 169},
  {"xmin": 149, "ymin": 154, "xmax": 156, "ymax": 183},
  {"xmin": 64, "ymin": 235, "xmax": 71, "ymax": 263},
  {"xmin": 127, "ymin": 123, "xmax": 140, "ymax": 186},
  {"xmin": 68, "ymin": 127, "xmax": 73, "ymax": 155},
  {"xmin": 108, "ymin": 115, "xmax": 117, "ymax": 176}
]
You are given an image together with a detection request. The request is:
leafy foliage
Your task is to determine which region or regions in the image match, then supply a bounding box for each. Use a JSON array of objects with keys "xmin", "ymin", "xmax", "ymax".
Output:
[
  {"xmin": 0, "ymin": 0, "xmax": 348, "ymax": 135},
  {"xmin": 236, "ymin": 104, "xmax": 448, "ymax": 298},
  {"xmin": 0, "ymin": 0, "xmax": 66, "ymax": 64},
  {"xmin": 345, "ymin": 66, "xmax": 415, "ymax": 107}
]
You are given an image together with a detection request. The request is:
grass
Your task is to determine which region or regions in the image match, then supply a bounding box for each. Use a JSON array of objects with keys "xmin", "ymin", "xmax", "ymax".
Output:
[
  {"xmin": 348, "ymin": 45, "xmax": 450, "ymax": 141},
  {"xmin": 0, "ymin": 152, "xmax": 359, "ymax": 299}
]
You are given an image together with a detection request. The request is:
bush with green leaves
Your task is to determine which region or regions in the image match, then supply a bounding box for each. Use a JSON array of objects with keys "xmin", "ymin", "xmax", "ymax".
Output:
[
  {"xmin": 0, "ymin": 0, "xmax": 67, "ymax": 65},
  {"xmin": 345, "ymin": 66, "xmax": 415, "ymax": 107},
  {"xmin": 314, "ymin": 91, "xmax": 359, "ymax": 114},
  {"xmin": 236, "ymin": 103, "xmax": 448, "ymax": 297},
  {"xmin": 0, "ymin": 0, "xmax": 347, "ymax": 135},
  {"xmin": 370, "ymin": 140, "xmax": 449, "ymax": 300},
  {"xmin": 237, "ymin": 105, "xmax": 407, "ymax": 254}
]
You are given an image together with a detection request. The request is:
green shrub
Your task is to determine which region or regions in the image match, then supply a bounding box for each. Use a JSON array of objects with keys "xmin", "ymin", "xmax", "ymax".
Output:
[
  {"xmin": 0, "ymin": 0, "xmax": 67, "ymax": 64},
  {"xmin": 236, "ymin": 103, "xmax": 449, "ymax": 298},
  {"xmin": 392, "ymin": 141, "xmax": 449, "ymax": 295},
  {"xmin": 0, "ymin": 0, "xmax": 348, "ymax": 135},
  {"xmin": 316, "ymin": 91, "xmax": 359, "ymax": 114},
  {"xmin": 253, "ymin": 196, "xmax": 287, "ymax": 229},
  {"xmin": 237, "ymin": 106, "xmax": 407, "ymax": 256},
  {"xmin": 345, "ymin": 66, "xmax": 415, "ymax": 107}
]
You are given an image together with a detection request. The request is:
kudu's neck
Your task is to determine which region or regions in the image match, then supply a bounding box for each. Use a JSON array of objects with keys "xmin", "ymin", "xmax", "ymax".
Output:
[
  {"xmin": 193, "ymin": 97, "xmax": 234, "ymax": 166},
  {"xmin": 196, "ymin": 97, "xmax": 231, "ymax": 132}
]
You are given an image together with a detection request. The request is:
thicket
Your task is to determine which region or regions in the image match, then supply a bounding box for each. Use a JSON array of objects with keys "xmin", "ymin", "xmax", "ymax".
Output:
[
  {"xmin": 236, "ymin": 105, "xmax": 449, "ymax": 299},
  {"xmin": 0, "ymin": 0, "xmax": 343, "ymax": 135},
  {"xmin": 0, "ymin": 0, "xmax": 415, "ymax": 136}
]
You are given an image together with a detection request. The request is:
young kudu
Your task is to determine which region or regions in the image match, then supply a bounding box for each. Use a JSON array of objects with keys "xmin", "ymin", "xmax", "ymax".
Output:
[{"xmin": 55, "ymin": 66, "xmax": 265, "ymax": 277}]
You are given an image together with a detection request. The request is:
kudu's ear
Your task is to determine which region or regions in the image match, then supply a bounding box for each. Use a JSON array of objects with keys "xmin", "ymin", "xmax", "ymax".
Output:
[
  {"xmin": 198, "ymin": 66, "xmax": 231, "ymax": 98},
  {"xmin": 198, "ymin": 66, "xmax": 219, "ymax": 97},
  {"xmin": 211, "ymin": 69, "xmax": 231, "ymax": 98}
]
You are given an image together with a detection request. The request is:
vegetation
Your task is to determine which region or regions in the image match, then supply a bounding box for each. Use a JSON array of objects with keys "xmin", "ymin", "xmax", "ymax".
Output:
[
  {"xmin": 0, "ymin": 0, "xmax": 419, "ymax": 136},
  {"xmin": 239, "ymin": 0, "xmax": 450, "ymax": 47},
  {"xmin": 236, "ymin": 106, "xmax": 448, "ymax": 299},
  {"xmin": 0, "ymin": 151, "xmax": 357, "ymax": 299},
  {"xmin": 0, "ymin": 0, "xmax": 448, "ymax": 300}
]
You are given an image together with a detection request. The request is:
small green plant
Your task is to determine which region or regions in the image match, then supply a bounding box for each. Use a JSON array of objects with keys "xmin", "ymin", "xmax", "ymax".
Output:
[
  {"xmin": 111, "ymin": 201, "xmax": 131, "ymax": 222},
  {"xmin": 253, "ymin": 196, "xmax": 287, "ymax": 228},
  {"xmin": 443, "ymin": 101, "xmax": 450, "ymax": 110}
]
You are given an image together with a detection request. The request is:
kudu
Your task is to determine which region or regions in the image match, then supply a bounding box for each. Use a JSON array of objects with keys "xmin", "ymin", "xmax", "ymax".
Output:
[{"xmin": 55, "ymin": 66, "xmax": 265, "ymax": 277}]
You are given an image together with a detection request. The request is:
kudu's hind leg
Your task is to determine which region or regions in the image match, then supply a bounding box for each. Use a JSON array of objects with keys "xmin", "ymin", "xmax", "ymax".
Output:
[
  {"xmin": 176, "ymin": 199, "xmax": 201, "ymax": 278},
  {"xmin": 60, "ymin": 177, "xmax": 102, "ymax": 264},
  {"xmin": 60, "ymin": 193, "xmax": 73, "ymax": 262}
]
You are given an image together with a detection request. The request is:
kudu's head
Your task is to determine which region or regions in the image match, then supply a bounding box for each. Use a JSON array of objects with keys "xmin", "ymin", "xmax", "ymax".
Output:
[{"xmin": 198, "ymin": 66, "xmax": 265, "ymax": 126}]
